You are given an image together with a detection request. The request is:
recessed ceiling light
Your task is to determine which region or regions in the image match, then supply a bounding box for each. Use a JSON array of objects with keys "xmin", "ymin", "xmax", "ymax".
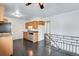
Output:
[{"xmin": 12, "ymin": 9, "xmax": 23, "ymax": 18}]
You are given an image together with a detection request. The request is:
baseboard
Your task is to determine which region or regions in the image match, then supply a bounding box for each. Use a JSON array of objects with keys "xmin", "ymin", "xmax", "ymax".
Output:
[{"xmin": 10, "ymin": 54, "xmax": 13, "ymax": 56}]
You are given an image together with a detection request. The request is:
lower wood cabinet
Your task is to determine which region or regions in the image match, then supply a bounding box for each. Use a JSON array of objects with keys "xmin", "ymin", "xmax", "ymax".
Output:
[
  {"xmin": 23, "ymin": 31, "xmax": 38, "ymax": 43},
  {"xmin": 0, "ymin": 34, "xmax": 13, "ymax": 56}
]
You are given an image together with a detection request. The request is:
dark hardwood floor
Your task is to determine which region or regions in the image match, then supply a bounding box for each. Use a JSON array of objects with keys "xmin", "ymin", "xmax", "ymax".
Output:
[{"xmin": 13, "ymin": 39, "xmax": 69, "ymax": 56}]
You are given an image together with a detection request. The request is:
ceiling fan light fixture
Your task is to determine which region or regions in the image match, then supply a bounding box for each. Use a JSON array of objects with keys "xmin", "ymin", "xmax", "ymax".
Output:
[{"xmin": 12, "ymin": 9, "xmax": 23, "ymax": 18}]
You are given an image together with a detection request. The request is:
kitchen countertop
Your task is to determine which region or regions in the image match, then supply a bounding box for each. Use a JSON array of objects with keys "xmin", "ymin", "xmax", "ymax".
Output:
[{"xmin": 0, "ymin": 33, "xmax": 12, "ymax": 37}]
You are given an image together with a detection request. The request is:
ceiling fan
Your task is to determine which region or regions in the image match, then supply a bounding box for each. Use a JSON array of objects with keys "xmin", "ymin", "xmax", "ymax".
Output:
[{"xmin": 25, "ymin": 3, "xmax": 44, "ymax": 9}]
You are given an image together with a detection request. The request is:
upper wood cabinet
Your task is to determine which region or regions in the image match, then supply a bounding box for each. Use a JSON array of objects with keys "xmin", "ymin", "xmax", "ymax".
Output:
[
  {"xmin": 0, "ymin": 4, "xmax": 4, "ymax": 22},
  {"xmin": 38, "ymin": 21, "xmax": 45, "ymax": 25},
  {"xmin": 25, "ymin": 21, "xmax": 45, "ymax": 29},
  {"xmin": 32, "ymin": 21, "xmax": 38, "ymax": 29}
]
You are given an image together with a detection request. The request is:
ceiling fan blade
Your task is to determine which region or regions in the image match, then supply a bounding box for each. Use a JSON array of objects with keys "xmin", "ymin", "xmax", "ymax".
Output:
[
  {"xmin": 39, "ymin": 3, "xmax": 44, "ymax": 9},
  {"xmin": 25, "ymin": 3, "xmax": 32, "ymax": 6},
  {"xmin": 25, "ymin": 3, "xmax": 44, "ymax": 9}
]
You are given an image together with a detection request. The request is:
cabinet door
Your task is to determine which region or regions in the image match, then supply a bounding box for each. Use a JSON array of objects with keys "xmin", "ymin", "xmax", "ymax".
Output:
[
  {"xmin": 25, "ymin": 23, "xmax": 28, "ymax": 29},
  {"xmin": 33, "ymin": 32, "xmax": 38, "ymax": 43},
  {"xmin": 0, "ymin": 36, "xmax": 13, "ymax": 56},
  {"xmin": 0, "ymin": 4, "xmax": 4, "ymax": 21},
  {"xmin": 23, "ymin": 32, "xmax": 29, "ymax": 40}
]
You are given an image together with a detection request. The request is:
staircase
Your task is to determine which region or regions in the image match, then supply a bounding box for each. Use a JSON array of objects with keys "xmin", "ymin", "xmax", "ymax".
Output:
[{"xmin": 44, "ymin": 33, "xmax": 79, "ymax": 56}]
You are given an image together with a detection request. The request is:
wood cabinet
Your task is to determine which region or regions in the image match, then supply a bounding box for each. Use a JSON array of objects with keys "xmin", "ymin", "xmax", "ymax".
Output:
[
  {"xmin": 0, "ymin": 4, "xmax": 4, "ymax": 22},
  {"xmin": 25, "ymin": 21, "xmax": 38, "ymax": 29},
  {"xmin": 23, "ymin": 32, "xmax": 29, "ymax": 40},
  {"xmin": 0, "ymin": 4, "xmax": 13, "ymax": 56},
  {"xmin": 33, "ymin": 32, "xmax": 38, "ymax": 43},
  {"xmin": 23, "ymin": 31, "xmax": 38, "ymax": 43},
  {"xmin": 25, "ymin": 21, "xmax": 45, "ymax": 29},
  {"xmin": 0, "ymin": 34, "xmax": 13, "ymax": 56}
]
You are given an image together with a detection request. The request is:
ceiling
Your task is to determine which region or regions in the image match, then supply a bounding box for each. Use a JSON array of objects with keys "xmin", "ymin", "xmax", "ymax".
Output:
[{"xmin": 3, "ymin": 3, "xmax": 79, "ymax": 20}]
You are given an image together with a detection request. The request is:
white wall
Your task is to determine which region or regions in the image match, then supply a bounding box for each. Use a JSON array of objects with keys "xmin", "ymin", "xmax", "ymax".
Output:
[
  {"xmin": 45, "ymin": 10, "xmax": 79, "ymax": 36},
  {"xmin": 7, "ymin": 18, "xmax": 28, "ymax": 40}
]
